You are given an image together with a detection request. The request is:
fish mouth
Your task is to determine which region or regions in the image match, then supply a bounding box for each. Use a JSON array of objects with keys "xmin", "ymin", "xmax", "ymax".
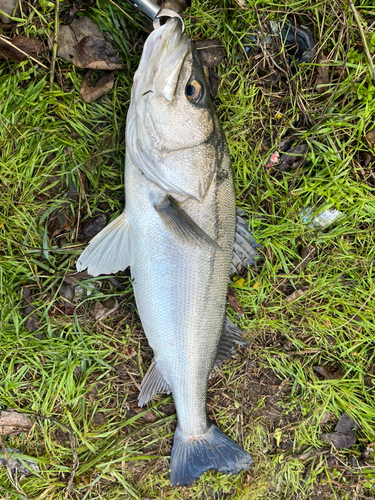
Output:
[{"xmin": 143, "ymin": 18, "xmax": 187, "ymax": 63}]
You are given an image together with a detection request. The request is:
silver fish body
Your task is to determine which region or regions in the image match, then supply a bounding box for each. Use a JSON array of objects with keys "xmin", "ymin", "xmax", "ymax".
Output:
[{"xmin": 77, "ymin": 19, "xmax": 253, "ymax": 486}]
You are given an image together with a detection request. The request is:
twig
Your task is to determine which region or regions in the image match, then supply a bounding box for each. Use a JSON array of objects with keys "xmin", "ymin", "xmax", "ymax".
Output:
[
  {"xmin": 349, "ymin": 0, "xmax": 375, "ymax": 84},
  {"xmin": 0, "ymin": 36, "xmax": 48, "ymax": 69},
  {"xmin": 50, "ymin": 0, "xmax": 59, "ymax": 91},
  {"xmin": 64, "ymin": 434, "xmax": 79, "ymax": 500}
]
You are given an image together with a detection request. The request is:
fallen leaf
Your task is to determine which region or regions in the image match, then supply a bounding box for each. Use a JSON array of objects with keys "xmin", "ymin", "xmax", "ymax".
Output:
[
  {"xmin": 295, "ymin": 245, "xmax": 316, "ymax": 273},
  {"xmin": 80, "ymin": 70, "xmax": 115, "ymax": 103},
  {"xmin": 47, "ymin": 208, "xmax": 73, "ymax": 239},
  {"xmin": 234, "ymin": 0, "xmax": 247, "ymax": 8},
  {"xmin": 0, "ymin": 35, "xmax": 44, "ymax": 62},
  {"xmin": 125, "ymin": 346, "xmax": 137, "ymax": 357},
  {"xmin": 91, "ymin": 412, "xmax": 107, "ymax": 426},
  {"xmin": 195, "ymin": 39, "xmax": 226, "ymax": 68},
  {"xmin": 315, "ymin": 58, "xmax": 330, "ymax": 93},
  {"xmin": 306, "ymin": 409, "xmax": 332, "ymax": 425},
  {"xmin": 285, "ymin": 289, "xmax": 304, "ymax": 303},
  {"xmin": 0, "ymin": 447, "xmax": 40, "ymax": 476},
  {"xmin": 141, "ymin": 410, "xmax": 157, "ymax": 423},
  {"xmin": 157, "ymin": 0, "xmax": 191, "ymax": 12},
  {"xmin": 207, "ymin": 69, "xmax": 220, "ymax": 100},
  {"xmin": 313, "ymin": 365, "xmax": 344, "ymax": 380},
  {"xmin": 321, "ymin": 431, "xmax": 356, "ymax": 448},
  {"xmin": 228, "ymin": 288, "xmax": 244, "ymax": 316},
  {"xmin": 0, "ymin": 0, "xmax": 17, "ymax": 23},
  {"xmin": 0, "ymin": 410, "xmax": 32, "ymax": 435},
  {"xmin": 59, "ymin": 283, "xmax": 75, "ymax": 303},
  {"xmin": 366, "ymin": 128, "xmax": 375, "ymax": 148},
  {"xmin": 279, "ymin": 144, "xmax": 308, "ymax": 171},
  {"xmin": 74, "ymin": 37, "xmax": 123, "ymax": 70},
  {"xmin": 56, "ymin": 16, "xmax": 104, "ymax": 64},
  {"xmin": 321, "ymin": 412, "xmax": 358, "ymax": 449},
  {"xmin": 92, "ymin": 297, "xmax": 119, "ymax": 321},
  {"xmin": 22, "ymin": 288, "xmax": 41, "ymax": 333},
  {"xmin": 334, "ymin": 412, "xmax": 358, "ymax": 433},
  {"xmin": 80, "ymin": 214, "xmax": 107, "ymax": 241}
]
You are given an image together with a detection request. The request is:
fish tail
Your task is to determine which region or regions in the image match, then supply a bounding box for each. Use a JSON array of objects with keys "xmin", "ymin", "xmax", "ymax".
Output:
[{"xmin": 169, "ymin": 425, "xmax": 253, "ymax": 487}]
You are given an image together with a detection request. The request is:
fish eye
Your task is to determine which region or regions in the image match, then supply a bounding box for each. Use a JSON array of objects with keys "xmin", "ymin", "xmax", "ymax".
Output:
[{"xmin": 186, "ymin": 80, "xmax": 203, "ymax": 103}]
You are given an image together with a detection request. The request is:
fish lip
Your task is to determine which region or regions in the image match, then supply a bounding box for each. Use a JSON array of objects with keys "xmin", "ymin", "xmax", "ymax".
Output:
[{"xmin": 145, "ymin": 18, "xmax": 185, "ymax": 62}]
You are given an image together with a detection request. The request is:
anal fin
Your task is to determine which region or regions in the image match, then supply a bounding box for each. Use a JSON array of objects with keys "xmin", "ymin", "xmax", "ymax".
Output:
[
  {"xmin": 231, "ymin": 210, "xmax": 262, "ymax": 273},
  {"xmin": 76, "ymin": 212, "xmax": 135, "ymax": 277},
  {"xmin": 138, "ymin": 360, "xmax": 171, "ymax": 407},
  {"xmin": 155, "ymin": 197, "xmax": 222, "ymax": 252},
  {"xmin": 215, "ymin": 317, "xmax": 247, "ymax": 367}
]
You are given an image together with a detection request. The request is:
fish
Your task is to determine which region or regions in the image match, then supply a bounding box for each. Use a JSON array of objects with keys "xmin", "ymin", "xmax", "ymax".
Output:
[{"xmin": 76, "ymin": 18, "xmax": 254, "ymax": 486}]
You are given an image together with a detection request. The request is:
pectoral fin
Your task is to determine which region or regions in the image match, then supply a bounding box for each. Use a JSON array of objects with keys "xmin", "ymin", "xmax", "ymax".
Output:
[
  {"xmin": 76, "ymin": 212, "xmax": 135, "ymax": 277},
  {"xmin": 231, "ymin": 211, "xmax": 262, "ymax": 272},
  {"xmin": 155, "ymin": 198, "xmax": 222, "ymax": 251}
]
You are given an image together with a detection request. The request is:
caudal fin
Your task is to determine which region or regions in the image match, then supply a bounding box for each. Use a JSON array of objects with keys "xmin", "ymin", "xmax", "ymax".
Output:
[{"xmin": 169, "ymin": 425, "xmax": 253, "ymax": 487}]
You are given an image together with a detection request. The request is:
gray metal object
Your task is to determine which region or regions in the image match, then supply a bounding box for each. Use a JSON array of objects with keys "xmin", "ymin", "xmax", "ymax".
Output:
[{"xmin": 127, "ymin": 0, "xmax": 184, "ymax": 31}]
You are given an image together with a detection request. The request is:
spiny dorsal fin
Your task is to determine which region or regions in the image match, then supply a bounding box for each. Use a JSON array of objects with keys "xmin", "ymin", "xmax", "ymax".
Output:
[
  {"xmin": 138, "ymin": 360, "xmax": 171, "ymax": 407},
  {"xmin": 215, "ymin": 317, "xmax": 247, "ymax": 366},
  {"xmin": 155, "ymin": 197, "xmax": 222, "ymax": 251},
  {"xmin": 231, "ymin": 211, "xmax": 262, "ymax": 273}
]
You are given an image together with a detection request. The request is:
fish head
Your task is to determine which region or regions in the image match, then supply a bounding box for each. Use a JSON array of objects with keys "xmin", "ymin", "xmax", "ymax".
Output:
[{"xmin": 127, "ymin": 19, "xmax": 223, "ymax": 199}]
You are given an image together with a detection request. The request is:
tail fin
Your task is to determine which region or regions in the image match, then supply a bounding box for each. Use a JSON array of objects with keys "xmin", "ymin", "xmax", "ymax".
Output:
[{"xmin": 169, "ymin": 425, "xmax": 253, "ymax": 487}]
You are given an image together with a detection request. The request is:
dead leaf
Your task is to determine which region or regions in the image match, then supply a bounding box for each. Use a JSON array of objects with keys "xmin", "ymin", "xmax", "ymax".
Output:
[
  {"xmin": 92, "ymin": 297, "xmax": 119, "ymax": 321},
  {"xmin": 47, "ymin": 208, "xmax": 73, "ymax": 239},
  {"xmin": 0, "ymin": 447, "xmax": 40, "ymax": 476},
  {"xmin": 234, "ymin": 0, "xmax": 247, "ymax": 8},
  {"xmin": 295, "ymin": 245, "xmax": 316, "ymax": 273},
  {"xmin": 207, "ymin": 69, "xmax": 220, "ymax": 100},
  {"xmin": 366, "ymin": 128, "xmax": 375, "ymax": 148},
  {"xmin": 313, "ymin": 365, "xmax": 344, "ymax": 380},
  {"xmin": 141, "ymin": 410, "xmax": 157, "ymax": 423},
  {"xmin": 91, "ymin": 412, "xmax": 107, "ymax": 426},
  {"xmin": 321, "ymin": 431, "xmax": 356, "ymax": 448},
  {"xmin": 0, "ymin": 35, "xmax": 44, "ymax": 62},
  {"xmin": 228, "ymin": 288, "xmax": 244, "ymax": 316},
  {"xmin": 306, "ymin": 409, "xmax": 332, "ymax": 425},
  {"xmin": 125, "ymin": 346, "xmax": 137, "ymax": 357},
  {"xmin": 334, "ymin": 412, "xmax": 358, "ymax": 433},
  {"xmin": 315, "ymin": 58, "xmax": 330, "ymax": 93},
  {"xmin": 0, "ymin": 410, "xmax": 32, "ymax": 435},
  {"xmin": 74, "ymin": 37, "xmax": 123, "ymax": 70},
  {"xmin": 279, "ymin": 144, "xmax": 308, "ymax": 171},
  {"xmin": 285, "ymin": 289, "xmax": 304, "ymax": 303},
  {"xmin": 321, "ymin": 412, "xmax": 358, "ymax": 449},
  {"xmin": 80, "ymin": 213, "xmax": 106, "ymax": 241},
  {"xmin": 22, "ymin": 288, "xmax": 41, "ymax": 333},
  {"xmin": 157, "ymin": 0, "xmax": 191, "ymax": 12},
  {"xmin": 0, "ymin": 0, "xmax": 17, "ymax": 23},
  {"xmin": 80, "ymin": 70, "xmax": 115, "ymax": 103},
  {"xmin": 56, "ymin": 16, "xmax": 104, "ymax": 64},
  {"xmin": 59, "ymin": 283, "xmax": 75, "ymax": 303},
  {"xmin": 195, "ymin": 39, "xmax": 226, "ymax": 68}
]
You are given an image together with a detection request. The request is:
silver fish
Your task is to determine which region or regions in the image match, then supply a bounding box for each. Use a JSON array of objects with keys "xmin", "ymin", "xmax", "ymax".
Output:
[{"xmin": 77, "ymin": 19, "xmax": 253, "ymax": 486}]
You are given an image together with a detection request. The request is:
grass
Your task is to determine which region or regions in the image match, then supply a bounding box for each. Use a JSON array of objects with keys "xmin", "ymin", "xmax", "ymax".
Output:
[{"xmin": 1, "ymin": 0, "xmax": 375, "ymax": 498}]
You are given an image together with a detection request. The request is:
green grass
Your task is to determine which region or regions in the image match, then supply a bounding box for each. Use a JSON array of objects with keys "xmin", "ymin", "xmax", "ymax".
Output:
[{"xmin": 1, "ymin": 0, "xmax": 375, "ymax": 498}]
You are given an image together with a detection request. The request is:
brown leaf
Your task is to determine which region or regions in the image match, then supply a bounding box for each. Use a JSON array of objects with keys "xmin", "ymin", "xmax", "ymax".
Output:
[
  {"xmin": 80, "ymin": 213, "xmax": 106, "ymax": 241},
  {"xmin": 313, "ymin": 365, "xmax": 344, "ymax": 380},
  {"xmin": 195, "ymin": 39, "xmax": 226, "ymax": 68},
  {"xmin": 0, "ymin": 411, "xmax": 32, "ymax": 435},
  {"xmin": 92, "ymin": 298, "xmax": 119, "ymax": 321},
  {"xmin": 234, "ymin": 0, "xmax": 247, "ymax": 8},
  {"xmin": 157, "ymin": 0, "xmax": 191, "ymax": 12},
  {"xmin": 285, "ymin": 289, "xmax": 304, "ymax": 304},
  {"xmin": 80, "ymin": 70, "xmax": 114, "ymax": 103},
  {"xmin": 295, "ymin": 245, "xmax": 316, "ymax": 273},
  {"xmin": 315, "ymin": 59, "xmax": 330, "ymax": 93},
  {"xmin": 56, "ymin": 16, "xmax": 104, "ymax": 64},
  {"xmin": 279, "ymin": 144, "xmax": 308, "ymax": 171},
  {"xmin": 91, "ymin": 412, "xmax": 107, "ymax": 426},
  {"xmin": 228, "ymin": 288, "xmax": 244, "ymax": 316},
  {"xmin": 0, "ymin": 35, "xmax": 44, "ymax": 62},
  {"xmin": 366, "ymin": 128, "xmax": 375, "ymax": 148},
  {"xmin": 22, "ymin": 288, "xmax": 41, "ymax": 333},
  {"xmin": 47, "ymin": 208, "xmax": 73, "ymax": 239},
  {"xmin": 141, "ymin": 410, "xmax": 157, "ymax": 423},
  {"xmin": 125, "ymin": 346, "xmax": 137, "ymax": 357},
  {"xmin": 321, "ymin": 431, "xmax": 356, "ymax": 448},
  {"xmin": 334, "ymin": 412, "xmax": 358, "ymax": 433},
  {"xmin": 75, "ymin": 37, "xmax": 123, "ymax": 70},
  {"xmin": 0, "ymin": 0, "xmax": 17, "ymax": 23}
]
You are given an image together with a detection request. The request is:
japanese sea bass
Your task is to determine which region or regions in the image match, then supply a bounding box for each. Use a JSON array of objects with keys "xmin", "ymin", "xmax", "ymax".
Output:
[{"xmin": 77, "ymin": 18, "xmax": 253, "ymax": 486}]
